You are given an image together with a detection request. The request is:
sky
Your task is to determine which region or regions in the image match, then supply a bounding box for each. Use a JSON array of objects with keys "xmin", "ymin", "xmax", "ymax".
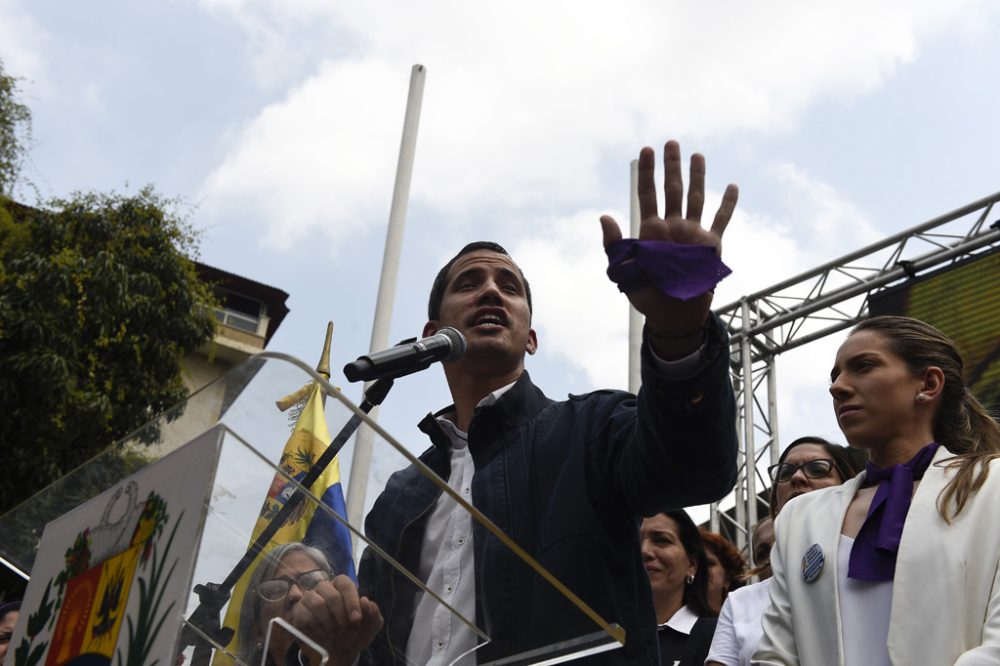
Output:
[{"xmin": 3, "ymin": 0, "xmax": 1000, "ymax": 527}]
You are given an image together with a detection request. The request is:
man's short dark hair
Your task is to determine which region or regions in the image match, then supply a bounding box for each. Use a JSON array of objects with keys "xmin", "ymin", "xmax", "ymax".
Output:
[{"xmin": 427, "ymin": 241, "xmax": 533, "ymax": 320}]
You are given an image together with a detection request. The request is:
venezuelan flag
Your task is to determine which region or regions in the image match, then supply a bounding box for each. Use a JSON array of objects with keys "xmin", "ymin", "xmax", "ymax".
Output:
[{"xmin": 214, "ymin": 380, "xmax": 354, "ymax": 665}]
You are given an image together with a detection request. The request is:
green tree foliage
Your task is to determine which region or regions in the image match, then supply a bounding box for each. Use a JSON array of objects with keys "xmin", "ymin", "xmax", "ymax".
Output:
[
  {"xmin": 0, "ymin": 190, "xmax": 217, "ymax": 514},
  {"xmin": 0, "ymin": 58, "xmax": 32, "ymax": 195}
]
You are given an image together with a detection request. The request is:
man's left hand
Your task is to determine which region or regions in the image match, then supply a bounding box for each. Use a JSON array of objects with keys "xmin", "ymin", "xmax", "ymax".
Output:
[{"xmin": 600, "ymin": 140, "xmax": 738, "ymax": 359}]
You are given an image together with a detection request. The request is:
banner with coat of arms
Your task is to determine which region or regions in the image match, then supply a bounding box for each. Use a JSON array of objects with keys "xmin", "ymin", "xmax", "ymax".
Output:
[{"xmin": 5, "ymin": 428, "xmax": 222, "ymax": 666}]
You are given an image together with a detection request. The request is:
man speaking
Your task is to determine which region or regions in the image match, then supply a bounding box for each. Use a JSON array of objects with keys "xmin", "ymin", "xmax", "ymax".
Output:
[{"xmin": 291, "ymin": 140, "xmax": 739, "ymax": 665}]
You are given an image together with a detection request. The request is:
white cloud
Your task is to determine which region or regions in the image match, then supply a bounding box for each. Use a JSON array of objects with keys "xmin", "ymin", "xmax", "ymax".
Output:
[
  {"xmin": 0, "ymin": 0, "xmax": 48, "ymax": 83},
  {"xmin": 717, "ymin": 163, "xmax": 883, "ymax": 305},
  {"xmin": 713, "ymin": 210, "xmax": 803, "ymax": 307},
  {"xmin": 513, "ymin": 211, "xmax": 628, "ymax": 389},
  {"xmin": 200, "ymin": 58, "xmax": 410, "ymax": 251},
  {"xmin": 197, "ymin": 0, "xmax": 989, "ymax": 252},
  {"xmin": 773, "ymin": 335, "xmax": 848, "ymax": 448},
  {"xmin": 772, "ymin": 163, "xmax": 883, "ymax": 251},
  {"xmin": 191, "ymin": 0, "xmax": 991, "ymax": 432}
]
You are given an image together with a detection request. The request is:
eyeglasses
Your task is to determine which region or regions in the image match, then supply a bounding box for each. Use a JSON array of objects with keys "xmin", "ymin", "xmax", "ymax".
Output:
[
  {"xmin": 768, "ymin": 459, "xmax": 834, "ymax": 483},
  {"xmin": 256, "ymin": 569, "xmax": 332, "ymax": 602}
]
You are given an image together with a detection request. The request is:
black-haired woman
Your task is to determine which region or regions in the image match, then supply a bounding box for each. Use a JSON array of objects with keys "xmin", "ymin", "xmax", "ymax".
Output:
[{"xmin": 641, "ymin": 509, "xmax": 716, "ymax": 665}]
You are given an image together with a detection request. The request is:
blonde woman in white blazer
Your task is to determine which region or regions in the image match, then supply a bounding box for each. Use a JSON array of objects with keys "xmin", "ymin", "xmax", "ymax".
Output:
[{"xmin": 754, "ymin": 316, "xmax": 1000, "ymax": 666}]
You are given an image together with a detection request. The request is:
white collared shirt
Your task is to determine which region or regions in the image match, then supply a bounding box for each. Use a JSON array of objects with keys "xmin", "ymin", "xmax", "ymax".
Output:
[
  {"xmin": 405, "ymin": 383, "xmax": 515, "ymax": 666},
  {"xmin": 659, "ymin": 604, "xmax": 699, "ymax": 635}
]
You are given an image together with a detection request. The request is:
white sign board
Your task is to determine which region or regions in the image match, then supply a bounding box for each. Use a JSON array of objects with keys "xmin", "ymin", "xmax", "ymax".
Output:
[{"xmin": 5, "ymin": 427, "xmax": 223, "ymax": 666}]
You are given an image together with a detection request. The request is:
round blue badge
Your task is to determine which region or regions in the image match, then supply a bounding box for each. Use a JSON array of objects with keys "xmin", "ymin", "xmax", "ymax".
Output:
[{"xmin": 801, "ymin": 543, "xmax": 825, "ymax": 583}]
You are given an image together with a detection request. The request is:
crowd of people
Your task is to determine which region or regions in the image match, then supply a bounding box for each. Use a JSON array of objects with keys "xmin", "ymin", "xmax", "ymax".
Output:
[{"xmin": 5, "ymin": 140, "xmax": 999, "ymax": 666}]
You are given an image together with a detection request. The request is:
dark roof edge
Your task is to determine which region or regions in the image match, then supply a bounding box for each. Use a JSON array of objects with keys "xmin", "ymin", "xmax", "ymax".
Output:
[{"xmin": 195, "ymin": 261, "xmax": 290, "ymax": 345}]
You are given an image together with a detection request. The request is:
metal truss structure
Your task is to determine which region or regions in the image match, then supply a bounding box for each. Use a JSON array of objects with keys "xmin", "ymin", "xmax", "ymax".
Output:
[{"xmin": 709, "ymin": 192, "xmax": 1000, "ymax": 551}]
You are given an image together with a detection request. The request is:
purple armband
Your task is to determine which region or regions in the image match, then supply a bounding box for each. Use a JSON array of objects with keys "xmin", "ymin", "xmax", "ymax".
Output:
[{"xmin": 605, "ymin": 239, "xmax": 731, "ymax": 300}]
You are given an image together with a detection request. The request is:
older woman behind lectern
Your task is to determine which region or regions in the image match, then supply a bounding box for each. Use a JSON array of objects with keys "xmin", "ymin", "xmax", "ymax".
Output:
[{"xmin": 236, "ymin": 542, "xmax": 381, "ymax": 666}]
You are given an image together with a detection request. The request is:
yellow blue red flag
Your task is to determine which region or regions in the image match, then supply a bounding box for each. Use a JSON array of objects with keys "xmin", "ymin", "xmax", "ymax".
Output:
[{"xmin": 215, "ymin": 380, "xmax": 354, "ymax": 664}]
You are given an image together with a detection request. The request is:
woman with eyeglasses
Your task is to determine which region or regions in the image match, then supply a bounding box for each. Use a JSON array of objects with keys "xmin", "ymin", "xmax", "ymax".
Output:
[
  {"xmin": 236, "ymin": 542, "xmax": 382, "ymax": 666},
  {"xmin": 766, "ymin": 437, "xmax": 864, "ymax": 521},
  {"xmin": 754, "ymin": 316, "xmax": 1000, "ymax": 665},
  {"xmin": 706, "ymin": 436, "xmax": 861, "ymax": 666}
]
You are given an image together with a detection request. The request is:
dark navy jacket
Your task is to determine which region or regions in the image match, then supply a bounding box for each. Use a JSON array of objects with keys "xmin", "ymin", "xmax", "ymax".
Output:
[{"xmin": 358, "ymin": 319, "xmax": 736, "ymax": 664}]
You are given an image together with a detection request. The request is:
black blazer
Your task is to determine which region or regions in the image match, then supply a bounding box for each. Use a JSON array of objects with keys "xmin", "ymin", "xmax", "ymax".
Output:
[{"xmin": 657, "ymin": 615, "xmax": 718, "ymax": 666}]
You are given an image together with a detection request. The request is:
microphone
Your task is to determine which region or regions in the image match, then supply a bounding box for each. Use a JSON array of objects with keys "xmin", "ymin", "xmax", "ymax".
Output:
[{"xmin": 343, "ymin": 327, "xmax": 467, "ymax": 383}]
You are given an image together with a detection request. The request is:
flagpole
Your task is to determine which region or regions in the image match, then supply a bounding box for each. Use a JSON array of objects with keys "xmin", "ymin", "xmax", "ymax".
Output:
[
  {"xmin": 346, "ymin": 64, "xmax": 426, "ymax": 538},
  {"xmin": 628, "ymin": 159, "xmax": 642, "ymax": 394}
]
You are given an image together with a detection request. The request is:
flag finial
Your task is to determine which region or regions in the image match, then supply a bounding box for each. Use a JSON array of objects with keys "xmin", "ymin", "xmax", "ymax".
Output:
[{"xmin": 316, "ymin": 322, "xmax": 334, "ymax": 379}]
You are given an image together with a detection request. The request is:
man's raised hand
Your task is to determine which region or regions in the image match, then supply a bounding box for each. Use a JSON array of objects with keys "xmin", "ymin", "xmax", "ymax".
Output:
[{"xmin": 600, "ymin": 140, "xmax": 738, "ymax": 358}]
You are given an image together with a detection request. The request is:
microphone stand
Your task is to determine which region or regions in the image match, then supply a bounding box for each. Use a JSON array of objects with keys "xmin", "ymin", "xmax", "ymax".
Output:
[{"xmin": 181, "ymin": 376, "xmax": 395, "ymax": 665}]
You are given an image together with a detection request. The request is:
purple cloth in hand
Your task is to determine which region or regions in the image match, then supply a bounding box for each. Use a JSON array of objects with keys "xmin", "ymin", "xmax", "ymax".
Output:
[
  {"xmin": 848, "ymin": 442, "xmax": 940, "ymax": 581},
  {"xmin": 605, "ymin": 239, "xmax": 731, "ymax": 301}
]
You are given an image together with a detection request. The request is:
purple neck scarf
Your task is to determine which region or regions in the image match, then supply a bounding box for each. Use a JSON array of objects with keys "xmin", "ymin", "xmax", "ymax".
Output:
[
  {"xmin": 847, "ymin": 442, "xmax": 940, "ymax": 581},
  {"xmin": 605, "ymin": 239, "xmax": 731, "ymax": 301}
]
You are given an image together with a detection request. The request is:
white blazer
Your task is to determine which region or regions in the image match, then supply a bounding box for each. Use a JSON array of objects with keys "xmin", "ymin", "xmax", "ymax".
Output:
[{"xmin": 753, "ymin": 447, "xmax": 1000, "ymax": 665}]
